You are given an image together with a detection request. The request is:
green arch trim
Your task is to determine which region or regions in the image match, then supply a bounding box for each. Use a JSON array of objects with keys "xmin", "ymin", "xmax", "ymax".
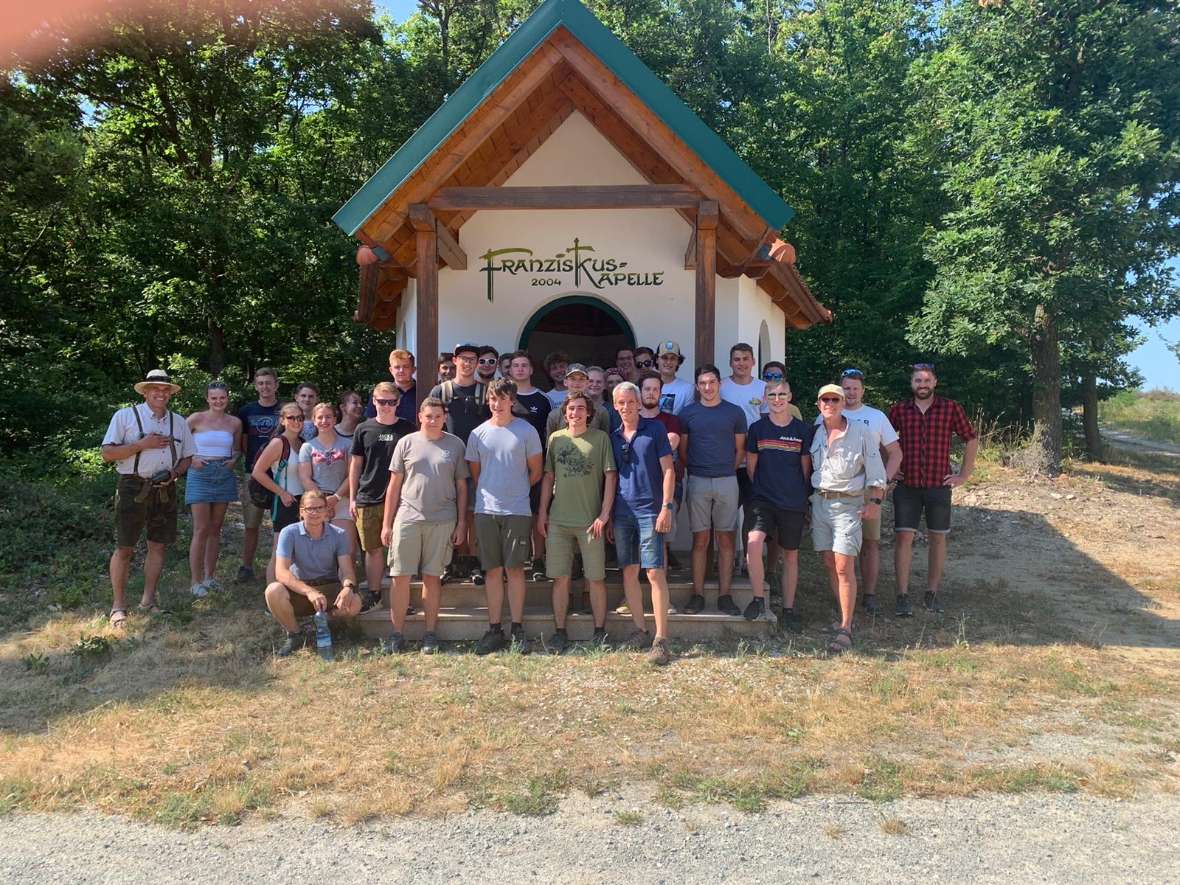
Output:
[{"xmin": 518, "ymin": 294, "xmax": 636, "ymax": 351}]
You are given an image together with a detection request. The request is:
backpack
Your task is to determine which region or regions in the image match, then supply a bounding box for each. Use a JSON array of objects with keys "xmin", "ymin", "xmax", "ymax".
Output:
[{"xmin": 439, "ymin": 379, "xmax": 486, "ymax": 409}]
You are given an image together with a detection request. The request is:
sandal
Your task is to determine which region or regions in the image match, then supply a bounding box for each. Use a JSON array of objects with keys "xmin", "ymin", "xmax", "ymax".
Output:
[
  {"xmin": 109, "ymin": 608, "xmax": 128, "ymax": 628},
  {"xmin": 827, "ymin": 628, "xmax": 853, "ymax": 655}
]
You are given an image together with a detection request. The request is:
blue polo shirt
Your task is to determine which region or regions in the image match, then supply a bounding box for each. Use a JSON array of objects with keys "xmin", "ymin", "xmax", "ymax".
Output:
[
  {"xmin": 275, "ymin": 521, "xmax": 350, "ymax": 582},
  {"xmin": 610, "ymin": 418, "xmax": 673, "ymax": 520}
]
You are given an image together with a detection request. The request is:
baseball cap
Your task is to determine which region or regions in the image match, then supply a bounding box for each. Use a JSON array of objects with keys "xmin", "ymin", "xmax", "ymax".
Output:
[
  {"xmin": 817, "ymin": 383, "xmax": 845, "ymax": 400},
  {"xmin": 655, "ymin": 341, "xmax": 681, "ymax": 357},
  {"xmin": 564, "ymin": 363, "xmax": 589, "ymax": 378},
  {"xmin": 453, "ymin": 342, "xmax": 479, "ymax": 357}
]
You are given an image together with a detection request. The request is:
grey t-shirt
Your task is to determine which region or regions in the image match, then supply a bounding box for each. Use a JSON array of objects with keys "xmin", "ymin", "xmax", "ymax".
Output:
[
  {"xmin": 678, "ymin": 400, "xmax": 748, "ymax": 477},
  {"xmin": 297, "ymin": 435, "xmax": 351, "ymax": 494},
  {"xmin": 389, "ymin": 431, "xmax": 470, "ymax": 523},
  {"xmin": 465, "ymin": 418, "xmax": 542, "ymax": 517},
  {"xmin": 275, "ymin": 522, "xmax": 350, "ymax": 582}
]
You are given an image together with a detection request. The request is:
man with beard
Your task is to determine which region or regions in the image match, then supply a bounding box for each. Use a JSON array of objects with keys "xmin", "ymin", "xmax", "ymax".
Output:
[{"xmin": 888, "ymin": 365, "xmax": 977, "ymax": 616}]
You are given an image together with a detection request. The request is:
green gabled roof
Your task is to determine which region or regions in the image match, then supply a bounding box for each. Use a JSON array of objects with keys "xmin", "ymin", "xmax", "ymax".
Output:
[{"xmin": 333, "ymin": 0, "xmax": 794, "ymax": 237}]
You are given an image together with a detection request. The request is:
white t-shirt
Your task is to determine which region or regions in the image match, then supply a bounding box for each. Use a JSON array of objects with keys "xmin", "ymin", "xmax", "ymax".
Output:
[
  {"xmin": 720, "ymin": 377, "xmax": 766, "ymax": 426},
  {"xmin": 814, "ymin": 404, "xmax": 898, "ymax": 450},
  {"xmin": 658, "ymin": 377, "xmax": 694, "ymax": 415}
]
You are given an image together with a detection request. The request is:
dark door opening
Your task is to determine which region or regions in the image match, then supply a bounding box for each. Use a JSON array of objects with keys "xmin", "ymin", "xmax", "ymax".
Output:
[{"xmin": 519, "ymin": 295, "xmax": 635, "ymax": 388}]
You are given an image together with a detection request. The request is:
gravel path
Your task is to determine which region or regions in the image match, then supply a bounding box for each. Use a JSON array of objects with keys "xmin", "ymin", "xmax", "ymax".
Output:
[
  {"xmin": 1101, "ymin": 428, "xmax": 1180, "ymax": 457},
  {"xmin": 3, "ymin": 793, "xmax": 1178, "ymax": 884}
]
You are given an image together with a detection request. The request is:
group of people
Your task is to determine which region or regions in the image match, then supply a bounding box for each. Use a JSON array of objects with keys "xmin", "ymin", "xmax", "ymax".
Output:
[{"xmin": 101, "ymin": 339, "xmax": 976, "ymax": 663}]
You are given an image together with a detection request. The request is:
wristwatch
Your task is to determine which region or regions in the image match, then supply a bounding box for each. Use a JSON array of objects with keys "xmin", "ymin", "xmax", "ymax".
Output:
[{"xmin": 663, "ymin": 502, "xmax": 674, "ymax": 510}]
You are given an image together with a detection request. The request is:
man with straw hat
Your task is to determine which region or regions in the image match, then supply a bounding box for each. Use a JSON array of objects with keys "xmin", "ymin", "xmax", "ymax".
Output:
[{"xmin": 101, "ymin": 369, "xmax": 195, "ymax": 627}]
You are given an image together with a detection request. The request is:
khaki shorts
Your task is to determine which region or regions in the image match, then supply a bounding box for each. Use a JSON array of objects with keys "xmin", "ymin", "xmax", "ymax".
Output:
[
  {"xmin": 686, "ymin": 474, "xmax": 740, "ymax": 534},
  {"xmin": 546, "ymin": 522, "xmax": 606, "ymax": 581},
  {"xmin": 115, "ymin": 475, "xmax": 178, "ymax": 547},
  {"xmin": 285, "ymin": 580, "xmax": 344, "ymax": 619},
  {"xmin": 355, "ymin": 504, "xmax": 386, "ymax": 552},
  {"xmin": 810, "ymin": 494, "xmax": 863, "ymax": 557},
  {"xmin": 474, "ymin": 514, "xmax": 532, "ymax": 571},
  {"xmin": 389, "ymin": 518, "xmax": 455, "ymax": 577},
  {"xmin": 240, "ymin": 480, "xmax": 267, "ymax": 530}
]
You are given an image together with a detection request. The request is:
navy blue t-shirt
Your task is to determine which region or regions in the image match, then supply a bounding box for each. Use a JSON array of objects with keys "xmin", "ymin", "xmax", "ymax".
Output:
[
  {"xmin": 238, "ymin": 401, "xmax": 281, "ymax": 470},
  {"xmin": 678, "ymin": 400, "xmax": 748, "ymax": 477},
  {"xmin": 746, "ymin": 416, "xmax": 813, "ymax": 512},
  {"xmin": 610, "ymin": 418, "xmax": 673, "ymax": 519}
]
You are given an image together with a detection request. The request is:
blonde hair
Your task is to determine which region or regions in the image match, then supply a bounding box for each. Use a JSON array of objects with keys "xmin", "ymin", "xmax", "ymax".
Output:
[
  {"xmin": 389, "ymin": 349, "xmax": 414, "ymax": 365},
  {"xmin": 373, "ymin": 381, "xmax": 400, "ymax": 398},
  {"xmin": 312, "ymin": 402, "xmax": 336, "ymax": 419}
]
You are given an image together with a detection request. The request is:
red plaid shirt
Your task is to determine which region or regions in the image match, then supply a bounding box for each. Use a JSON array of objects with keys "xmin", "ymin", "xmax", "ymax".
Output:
[{"xmin": 887, "ymin": 397, "xmax": 976, "ymax": 489}]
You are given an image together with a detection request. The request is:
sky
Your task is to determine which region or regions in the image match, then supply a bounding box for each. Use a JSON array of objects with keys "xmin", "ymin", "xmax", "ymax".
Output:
[{"xmin": 376, "ymin": 1, "xmax": 1178, "ymax": 389}]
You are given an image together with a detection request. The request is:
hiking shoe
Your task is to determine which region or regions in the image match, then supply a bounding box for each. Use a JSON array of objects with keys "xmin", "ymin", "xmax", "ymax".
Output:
[
  {"xmin": 624, "ymin": 628, "xmax": 652, "ymax": 651},
  {"xmin": 381, "ymin": 632, "xmax": 406, "ymax": 654},
  {"xmin": 361, "ymin": 590, "xmax": 381, "ymax": 613},
  {"xmin": 717, "ymin": 594, "xmax": 741, "ymax": 616},
  {"xmin": 441, "ymin": 564, "xmax": 461, "ymax": 584},
  {"xmin": 779, "ymin": 608, "xmax": 802, "ymax": 634},
  {"xmin": 863, "ymin": 593, "xmax": 880, "ymax": 615},
  {"xmin": 682, "ymin": 593, "xmax": 705, "ymax": 614},
  {"xmin": 923, "ymin": 591, "xmax": 944, "ymax": 613},
  {"xmin": 236, "ymin": 565, "xmax": 255, "ymax": 583},
  {"xmin": 510, "ymin": 624, "xmax": 532, "ymax": 655},
  {"xmin": 895, "ymin": 594, "xmax": 914, "ymax": 618},
  {"xmin": 743, "ymin": 596, "xmax": 766, "ymax": 621},
  {"xmin": 420, "ymin": 632, "xmax": 440, "ymax": 655},
  {"xmin": 276, "ymin": 631, "xmax": 306, "ymax": 657},
  {"xmin": 548, "ymin": 630, "xmax": 570, "ymax": 655},
  {"xmin": 592, "ymin": 627, "xmax": 609, "ymax": 647},
  {"xmin": 647, "ymin": 637, "xmax": 671, "ymax": 666},
  {"xmin": 475, "ymin": 627, "xmax": 507, "ymax": 655}
]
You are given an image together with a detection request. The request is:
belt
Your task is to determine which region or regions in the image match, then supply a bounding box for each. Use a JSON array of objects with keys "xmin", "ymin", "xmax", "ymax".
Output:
[{"xmin": 815, "ymin": 488, "xmax": 864, "ymax": 500}]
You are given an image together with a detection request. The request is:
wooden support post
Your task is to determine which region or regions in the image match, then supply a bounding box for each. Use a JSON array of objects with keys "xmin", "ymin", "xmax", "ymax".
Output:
[
  {"xmin": 694, "ymin": 201, "xmax": 718, "ymax": 369},
  {"xmin": 410, "ymin": 204, "xmax": 439, "ymax": 389}
]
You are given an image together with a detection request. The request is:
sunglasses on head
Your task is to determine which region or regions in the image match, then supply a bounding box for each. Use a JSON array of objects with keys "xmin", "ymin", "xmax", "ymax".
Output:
[
  {"xmin": 913, "ymin": 362, "xmax": 935, "ymax": 371},
  {"xmin": 762, "ymin": 371, "xmax": 783, "ymax": 381},
  {"xmin": 841, "ymin": 368, "xmax": 864, "ymax": 379}
]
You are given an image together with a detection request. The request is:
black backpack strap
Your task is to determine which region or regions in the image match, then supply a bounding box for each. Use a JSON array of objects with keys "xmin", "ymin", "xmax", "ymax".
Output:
[{"xmin": 131, "ymin": 405, "xmax": 144, "ymax": 476}]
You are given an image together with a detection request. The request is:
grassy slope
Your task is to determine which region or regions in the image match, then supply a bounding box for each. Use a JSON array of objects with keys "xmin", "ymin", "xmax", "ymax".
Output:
[{"xmin": 1098, "ymin": 390, "xmax": 1180, "ymax": 445}]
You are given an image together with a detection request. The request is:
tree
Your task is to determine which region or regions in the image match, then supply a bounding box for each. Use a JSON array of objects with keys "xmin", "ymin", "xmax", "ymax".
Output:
[{"xmin": 909, "ymin": 0, "xmax": 1180, "ymax": 474}]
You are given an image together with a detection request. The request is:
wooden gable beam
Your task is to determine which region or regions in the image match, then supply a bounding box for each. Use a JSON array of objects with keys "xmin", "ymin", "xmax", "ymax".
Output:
[
  {"xmin": 428, "ymin": 184, "xmax": 702, "ymax": 211},
  {"xmin": 435, "ymin": 222, "xmax": 467, "ymax": 270}
]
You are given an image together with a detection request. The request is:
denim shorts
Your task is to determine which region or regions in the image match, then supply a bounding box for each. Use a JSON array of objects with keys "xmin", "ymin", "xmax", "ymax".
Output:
[{"xmin": 613, "ymin": 513, "xmax": 665, "ymax": 569}]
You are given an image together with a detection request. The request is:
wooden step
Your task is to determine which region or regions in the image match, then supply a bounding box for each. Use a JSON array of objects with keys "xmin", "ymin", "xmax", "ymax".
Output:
[{"xmin": 355, "ymin": 604, "xmax": 776, "ymax": 643}]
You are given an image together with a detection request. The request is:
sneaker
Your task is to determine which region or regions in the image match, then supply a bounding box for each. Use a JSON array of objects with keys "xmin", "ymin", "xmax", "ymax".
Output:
[
  {"xmin": 895, "ymin": 594, "xmax": 914, "ymax": 618},
  {"xmin": 666, "ymin": 603, "xmax": 679, "ymax": 616},
  {"xmin": 614, "ymin": 601, "xmax": 632, "ymax": 615},
  {"xmin": 420, "ymin": 631, "xmax": 440, "ymax": 655},
  {"xmin": 624, "ymin": 628, "xmax": 652, "ymax": 650},
  {"xmin": 510, "ymin": 624, "xmax": 531, "ymax": 655},
  {"xmin": 743, "ymin": 596, "xmax": 765, "ymax": 621},
  {"xmin": 923, "ymin": 591, "xmax": 944, "ymax": 613},
  {"xmin": 682, "ymin": 594, "xmax": 705, "ymax": 614},
  {"xmin": 190, "ymin": 582, "xmax": 209, "ymax": 598},
  {"xmin": 717, "ymin": 594, "xmax": 741, "ymax": 616},
  {"xmin": 647, "ymin": 637, "xmax": 671, "ymax": 666},
  {"xmin": 276, "ymin": 631, "xmax": 306, "ymax": 657},
  {"xmin": 236, "ymin": 565, "xmax": 255, "ymax": 583},
  {"xmin": 592, "ymin": 626, "xmax": 609, "ymax": 647},
  {"xmin": 779, "ymin": 608, "xmax": 802, "ymax": 634},
  {"xmin": 863, "ymin": 593, "xmax": 880, "ymax": 615},
  {"xmin": 361, "ymin": 590, "xmax": 381, "ymax": 613},
  {"xmin": 548, "ymin": 630, "xmax": 570, "ymax": 655},
  {"xmin": 381, "ymin": 632, "xmax": 406, "ymax": 654},
  {"xmin": 441, "ymin": 564, "xmax": 461, "ymax": 584},
  {"xmin": 470, "ymin": 567, "xmax": 485, "ymax": 586},
  {"xmin": 475, "ymin": 627, "xmax": 507, "ymax": 655},
  {"xmin": 204, "ymin": 578, "xmax": 225, "ymax": 594},
  {"xmin": 530, "ymin": 559, "xmax": 548, "ymax": 582}
]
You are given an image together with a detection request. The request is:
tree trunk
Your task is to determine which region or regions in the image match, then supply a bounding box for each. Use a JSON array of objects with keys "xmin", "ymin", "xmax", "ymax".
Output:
[
  {"xmin": 1029, "ymin": 303, "xmax": 1063, "ymax": 476},
  {"xmin": 208, "ymin": 320, "xmax": 226, "ymax": 376},
  {"xmin": 1081, "ymin": 371, "xmax": 1103, "ymax": 462}
]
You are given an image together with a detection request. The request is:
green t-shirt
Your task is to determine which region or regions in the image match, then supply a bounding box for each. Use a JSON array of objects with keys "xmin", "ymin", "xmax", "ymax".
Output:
[{"xmin": 544, "ymin": 428, "xmax": 616, "ymax": 527}]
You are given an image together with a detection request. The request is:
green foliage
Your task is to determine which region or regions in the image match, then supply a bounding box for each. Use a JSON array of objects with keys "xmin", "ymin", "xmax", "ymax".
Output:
[{"xmin": 1098, "ymin": 389, "xmax": 1180, "ymax": 444}]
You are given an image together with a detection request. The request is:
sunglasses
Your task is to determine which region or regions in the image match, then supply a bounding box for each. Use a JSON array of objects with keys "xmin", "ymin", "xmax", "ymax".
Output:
[
  {"xmin": 635, "ymin": 359, "xmax": 654, "ymax": 369},
  {"xmin": 841, "ymin": 368, "xmax": 864, "ymax": 379},
  {"xmin": 282, "ymin": 414, "xmax": 303, "ymax": 421},
  {"xmin": 762, "ymin": 372, "xmax": 783, "ymax": 381},
  {"xmin": 820, "ymin": 397, "xmax": 842, "ymax": 404},
  {"xmin": 374, "ymin": 398, "xmax": 398, "ymax": 407},
  {"xmin": 477, "ymin": 358, "xmax": 498, "ymax": 366},
  {"xmin": 619, "ymin": 441, "xmax": 632, "ymax": 464},
  {"xmin": 766, "ymin": 392, "xmax": 791, "ymax": 400},
  {"xmin": 913, "ymin": 362, "xmax": 935, "ymax": 371}
]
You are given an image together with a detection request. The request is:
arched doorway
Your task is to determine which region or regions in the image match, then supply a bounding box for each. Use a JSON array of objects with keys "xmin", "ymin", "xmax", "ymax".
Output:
[{"xmin": 519, "ymin": 295, "xmax": 635, "ymax": 381}]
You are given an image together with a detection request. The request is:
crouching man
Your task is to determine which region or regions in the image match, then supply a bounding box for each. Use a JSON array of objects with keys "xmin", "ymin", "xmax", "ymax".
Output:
[{"xmin": 264, "ymin": 489, "xmax": 361, "ymax": 656}]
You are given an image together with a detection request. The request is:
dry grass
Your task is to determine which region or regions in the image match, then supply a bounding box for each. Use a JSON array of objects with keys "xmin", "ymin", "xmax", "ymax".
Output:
[{"xmin": 1, "ymin": 459, "xmax": 1178, "ymax": 826}]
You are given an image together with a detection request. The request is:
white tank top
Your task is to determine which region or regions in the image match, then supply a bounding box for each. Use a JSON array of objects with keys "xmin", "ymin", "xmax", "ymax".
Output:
[{"xmin": 194, "ymin": 429, "xmax": 233, "ymax": 459}]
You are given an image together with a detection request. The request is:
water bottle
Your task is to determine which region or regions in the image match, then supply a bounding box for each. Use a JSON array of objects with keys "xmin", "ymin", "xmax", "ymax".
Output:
[{"xmin": 313, "ymin": 610, "xmax": 333, "ymax": 661}]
